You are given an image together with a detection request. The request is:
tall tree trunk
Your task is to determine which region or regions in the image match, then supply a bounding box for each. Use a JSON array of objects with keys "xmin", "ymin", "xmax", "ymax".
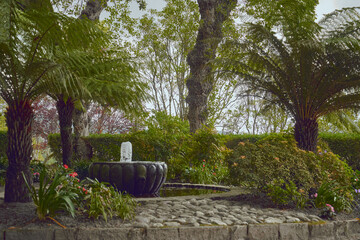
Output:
[
  {"xmin": 4, "ymin": 100, "xmax": 33, "ymax": 202},
  {"xmin": 73, "ymin": 101, "xmax": 91, "ymax": 160},
  {"xmin": 294, "ymin": 118, "xmax": 318, "ymax": 152},
  {"xmin": 56, "ymin": 96, "xmax": 75, "ymax": 167},
  {"xmin": 78, "ymin": 0, "xmax": 107, "ymax": 20},
  {"xmin": 186, "ymin": 0, "xmax": 237, "ymax": 133}
]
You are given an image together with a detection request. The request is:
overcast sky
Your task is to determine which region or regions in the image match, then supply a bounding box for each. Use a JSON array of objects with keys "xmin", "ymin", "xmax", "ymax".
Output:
[
  {"xmin": 316, "ymin": 0, "xmax": 360, "ymax": 19},
  {"xmin": 125, "ymin": 0, "xmax": 360, "ymax": 19}
]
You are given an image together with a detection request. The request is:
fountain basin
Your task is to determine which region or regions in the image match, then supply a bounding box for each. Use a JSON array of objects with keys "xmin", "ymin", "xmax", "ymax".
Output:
[{"xmin": 88, "ymin": 161, "xmax": 167, "ymax": 197}]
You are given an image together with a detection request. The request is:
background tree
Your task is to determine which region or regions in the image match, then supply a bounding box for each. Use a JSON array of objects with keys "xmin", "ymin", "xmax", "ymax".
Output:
[
  {"xmin": 186, "ymin": 0, "xmax": 237, "ymax": 133},
  {"xmin": 135, "ymin": 0, "xmax": 199, "ymax": 120}
]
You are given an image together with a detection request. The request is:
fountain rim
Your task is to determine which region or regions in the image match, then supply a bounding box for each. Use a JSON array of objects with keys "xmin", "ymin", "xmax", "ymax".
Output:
[{"xmin": 91, "ymin": 161, "xmax": 167, "ymax": 165}]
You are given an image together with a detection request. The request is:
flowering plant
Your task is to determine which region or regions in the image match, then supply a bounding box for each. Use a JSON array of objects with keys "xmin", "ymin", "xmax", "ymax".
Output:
[
  {"xmin": 22, "ymin": 164, "xmax": 81, "ymax": 221},
  {"xmin": 314, "ymin": 180, "xmax": 353, "ymax": 213},
  {"xmin": 81, "ymin": 178, "xmax": 137, "ymax": 221},
  {"xmin": 319, "ymin": 203, "xmax": 336, "ymax": 220}
]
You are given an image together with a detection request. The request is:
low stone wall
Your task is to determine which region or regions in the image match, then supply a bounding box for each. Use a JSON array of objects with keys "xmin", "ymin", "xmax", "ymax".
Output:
[{"xmin": 2, "ymin": 220, "xmax": 360, "ymax": 240}]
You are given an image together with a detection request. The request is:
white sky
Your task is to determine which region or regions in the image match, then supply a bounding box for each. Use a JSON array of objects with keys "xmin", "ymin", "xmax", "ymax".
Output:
[
  {"xmin": 104, "ymin": 0, "xmax": 360, "ymax": 21},
  {"xmin": 316, "ymin": 0, "xmax": 360, "ymax": 19},
  {"xmin": 127, "ymin": 0, "xmax": 360, "ymax": 18}
]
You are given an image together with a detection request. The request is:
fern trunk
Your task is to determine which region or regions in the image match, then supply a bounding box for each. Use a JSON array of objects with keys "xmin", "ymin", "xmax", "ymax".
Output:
[
  {"xmin": 56, "ymin": 96, "xmax": 75, "ymax": 167},
  {"xmin": 294, "ymin": 118, "xmax": 318, "ymax": 152},
  {"xmin": 4, "ymin": 100, "xmax": 33, "ymax": 202}
]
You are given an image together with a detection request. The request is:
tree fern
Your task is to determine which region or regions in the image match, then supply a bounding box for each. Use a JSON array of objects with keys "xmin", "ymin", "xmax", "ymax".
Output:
[{"xmin": 224, "ymin": 5, "xmax": 360, "ymax": 151}]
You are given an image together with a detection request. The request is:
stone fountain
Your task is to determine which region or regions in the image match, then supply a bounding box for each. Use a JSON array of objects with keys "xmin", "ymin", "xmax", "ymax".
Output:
[{"xmin": 88, "ymin": 142, "xmax": 168, "ymax": 197}]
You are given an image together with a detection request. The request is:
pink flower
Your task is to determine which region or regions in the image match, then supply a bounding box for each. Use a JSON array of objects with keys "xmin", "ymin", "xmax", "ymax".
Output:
[
  {"xmin": 314, "ymin": 193, "xmax": 318, "ymax": 198},
  {"xmin": 202, "ymin": 164, "xmax": 205, "ymax": 168},
  {"xmin": 326, "ymin": 204, "xmax": 335, "ymax": 212},
  {"xmin": 33, "ymin": 172, "xmax": 40, "ymax": 176},
  {"xmin": 69, "ymin": 172, "xmax": 78, "ymax": 177},
  {"xmin": 63, "ymin": 164, "xmax": 69, "ymax": 169}
]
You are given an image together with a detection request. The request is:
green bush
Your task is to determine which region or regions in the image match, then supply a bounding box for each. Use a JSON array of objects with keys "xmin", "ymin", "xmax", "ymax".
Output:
[
  {"xmin": 319, "ymin": 133, "xmax": 360, "ymax": 170},
  {"xmin": 225, "ymin": 133, "xmax": 360, "ymax": 172},
  {"xmin": 82, "ymin": 178, "xmax": 137, "ymax": 221},
  {"xmin": 168, "ymin": 127, "xmax": 229, "ymax": 184},
  {"xmin": 226, "ymin": 134, "xmax": 354, "ymax": 210}
]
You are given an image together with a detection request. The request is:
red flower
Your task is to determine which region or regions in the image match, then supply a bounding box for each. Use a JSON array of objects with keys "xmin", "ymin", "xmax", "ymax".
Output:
[
  {"xmin": 69, "ymin": 172, "xmax": 78, "ymax": 177},
  {"xmin": 202, "ymin": 164, "xmax": 205, "ymax": 168},
  {"xmin": 63, "ymin": 164, "xmax": 69, "ymax": 169}
]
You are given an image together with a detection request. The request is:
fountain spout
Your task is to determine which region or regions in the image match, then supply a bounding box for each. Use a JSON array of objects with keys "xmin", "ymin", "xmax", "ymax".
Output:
[{"xmin": 120, "ymin": 141, "xmax": 132, "ymax": 162}]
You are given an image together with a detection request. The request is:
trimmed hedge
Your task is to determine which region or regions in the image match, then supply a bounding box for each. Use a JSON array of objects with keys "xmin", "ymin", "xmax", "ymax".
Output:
[
  {"xmin": 48, "ymin": 131, "xmax": 187, "ymax": 163},
  {"xmin": 48, "ymin": 132, "xmax": 360, "ymax": 170}
]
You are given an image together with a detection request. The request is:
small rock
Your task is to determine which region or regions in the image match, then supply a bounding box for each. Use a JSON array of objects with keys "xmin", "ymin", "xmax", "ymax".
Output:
[
  {"xmin": 190, "ymin": 222, "xmax": 200, "ymax": 227},
  {"xmin": 175, "ymin": 218, "xmax": 187, "ymax": 224},
  {"xmin": 133, "ymin": 222, "xmax": 149, "ymax": 228},
  {"xmin": 210, "ymin": 218, "xmax": 227, "ymax": 226},
  {"xmin": 285, "ymin": 217, "xmax": 301, "ymax": 223},
  {"xmin": 205, "ymin": 210, "xmax": 215, "ymax": 217},
  {"xmin": 264, "ymin": 217, "xmax": 283, "ymax": 224},
  {"xmin": 151, "ymin": 223, "xmax": 164, "ymax": 228},
  {"xmin": 164, "ymin": 222, "xmax": 181, "ymax": 227},
  {"xmin": 196, "ymin": 211, "xmax": 205, "ymax": 217}
]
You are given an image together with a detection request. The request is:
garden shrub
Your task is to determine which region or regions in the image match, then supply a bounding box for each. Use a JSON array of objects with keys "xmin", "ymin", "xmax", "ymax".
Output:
[
  {"xmin": 227, "ymin": 134, "xmax": 354, "ymax": 210},
  {"xmin": 24, "ymin": 163, "xmax": 137, "ymax": 222},
  {"xmin": 168, "ymin": 127, "xmax": 230, "ymax": 184},
  {"xmin": 319, "ymin": 133, "xmax": 360, "ymax": 170},
  {"xmin": 225, "ymin": 133, "xmax": 360, "ymax": 172},
  {"xmin": 225, "ymin": 133, "xmax": 270, "ymax": 149}
]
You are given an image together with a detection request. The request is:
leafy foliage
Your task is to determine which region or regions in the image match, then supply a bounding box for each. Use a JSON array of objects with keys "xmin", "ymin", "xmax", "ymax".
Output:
[
  {"xmin": 314, "ymin": 180, "xmax": 353, "ymax": 212},
  {"xmin": 82, "ymin": 178, "xmax": 137, "ymax": 221},
  {"xmin": 226, "ymin": 134, "xmax": 354, "ymax": 211},
  {"xmin": 22, "ymin": 164, "xmax": 80, "ymax": 220},
  {"xmin": 226, "ymin": 4, "xmax": 360, "ymax": 151},
  {"xmin": 265, "ymin": 179, "xmax": 307, "ymax": 208}
]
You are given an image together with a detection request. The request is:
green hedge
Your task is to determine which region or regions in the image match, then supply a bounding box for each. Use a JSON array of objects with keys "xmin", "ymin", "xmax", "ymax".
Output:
[
  {"xmin": 48, "ymin": 132, "xmax": 360, "ymax": 170},
  {"xmin": 48, "ymin": 131, "xmax": 187, "ymax": 163},
  {"xmin": 319, "ymin": 133, "xmax": 360, "ymax": 170}
]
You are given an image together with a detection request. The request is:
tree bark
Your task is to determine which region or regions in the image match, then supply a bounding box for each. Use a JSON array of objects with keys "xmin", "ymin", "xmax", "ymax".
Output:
[
  {"xmin": 294, "ymin": 118, "xmax": 318, "ymax": 152},
  {"xmin": 78, "ymin": 0, "xmax": 107, "ymax": 20},
  {"xmin": 73, "ymin": 101, "xmax": 91, "ymax": 160},
  {"xmin": 186, "ymin": 0, "xmax": 237, "ymax": 133},
  {"xmin": 56, "ymin": 95, "xmax": 75, "ymax": 167},
  {"xmin": 4, "ymin": 100, "xmax": 33, "ymax": 202}
]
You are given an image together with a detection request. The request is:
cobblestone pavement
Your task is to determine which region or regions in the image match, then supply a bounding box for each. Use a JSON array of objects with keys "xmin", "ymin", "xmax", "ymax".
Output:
[{"xmin": 128, "ymin": 197, "xmax": 323, "ymax": 228}]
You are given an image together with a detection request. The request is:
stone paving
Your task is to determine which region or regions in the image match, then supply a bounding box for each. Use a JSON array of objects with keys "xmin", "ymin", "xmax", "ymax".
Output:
[{"xmin": 129, "ymin": 197, "xmax": 323, "ymax": 229}]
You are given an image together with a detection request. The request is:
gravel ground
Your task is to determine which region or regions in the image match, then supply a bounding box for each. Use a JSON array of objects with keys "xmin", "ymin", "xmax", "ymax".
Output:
[{"xmin": 0, "ymin": 188, "xmax": 359, "ymax": 230}]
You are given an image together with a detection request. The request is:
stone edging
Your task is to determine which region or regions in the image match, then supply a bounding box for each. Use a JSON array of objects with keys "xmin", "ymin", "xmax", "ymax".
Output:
[
  {"xmin": 1, "ymin": 219, "xmax": 359, "ymax": 240},
  {"xmin": 163, "ymin": 183, "xmax": 231, "ymax": 192}
]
